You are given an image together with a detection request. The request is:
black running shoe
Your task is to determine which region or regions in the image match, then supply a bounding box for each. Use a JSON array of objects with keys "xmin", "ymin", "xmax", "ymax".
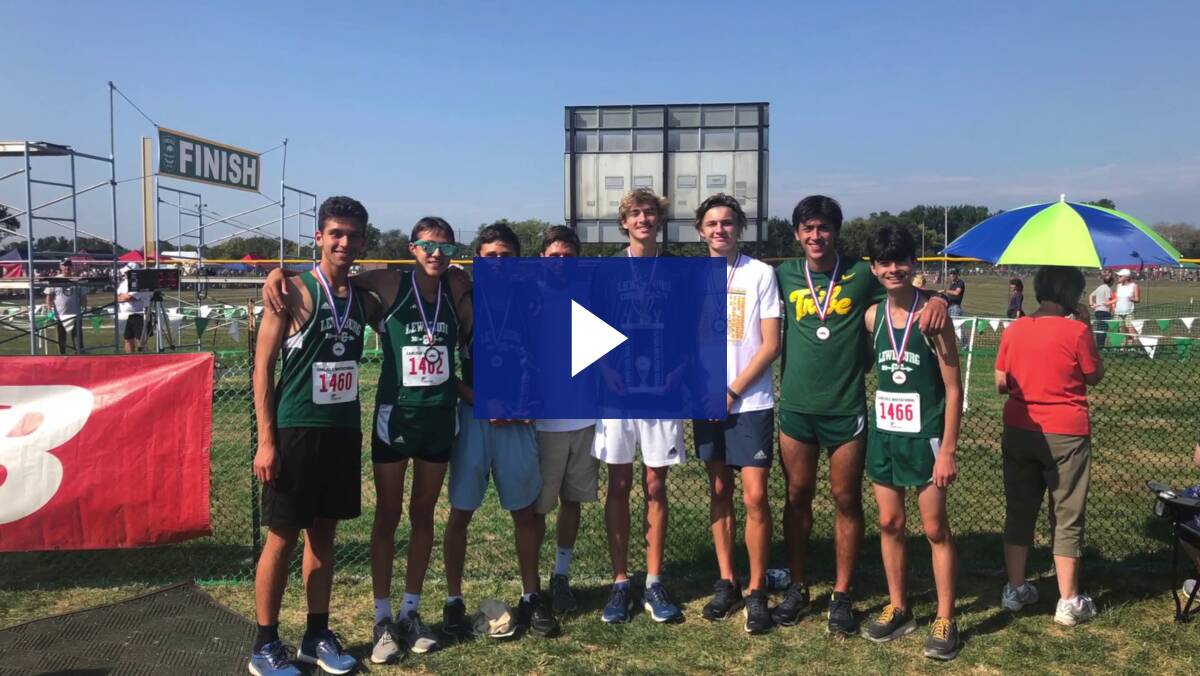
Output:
[
  {"xmin": 441, "ymin": 598, "xmax": 473, "ymax": 640},
  {"xmin": 702, "ymin": 579, "xmax": 744, "ymax": 621},
  {"xmin": 861, "ymin": 604, "xmax": 915, "ymax": 643},
  {"xmin": 517, "ymin": 593, "xmax": 561, "ymax": 638},
  {"xmin": 826, "ymin": 591, "xmax": 858, "ymax": 636},
  {"xmin": 923, "ymin": 618, "xmax": 960, "ymax": 661},
  {"xmin": 743, "ymin": 589, "xmax": 773, "ymax": 634},
  {"xmin": 770, "ymin": 582, "xmax": 811, "ymax": 627}
]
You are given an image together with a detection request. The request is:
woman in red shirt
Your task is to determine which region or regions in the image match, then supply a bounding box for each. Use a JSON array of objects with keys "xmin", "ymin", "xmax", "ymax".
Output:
[{"xmin": 994, "ymin": 266, "xmax": 1104, "ymax": 627}]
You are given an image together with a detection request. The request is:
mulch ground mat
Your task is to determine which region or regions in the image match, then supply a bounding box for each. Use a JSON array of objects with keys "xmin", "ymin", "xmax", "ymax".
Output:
[{"xmin": 0, "ymin": 581, "xmax": 254, "ymax": 676}]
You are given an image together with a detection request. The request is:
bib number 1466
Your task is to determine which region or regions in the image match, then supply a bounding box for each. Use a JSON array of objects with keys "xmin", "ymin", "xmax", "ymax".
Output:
[{"xmin": 874, "ymin": 390, "xmax": 921, "ymax": 434}]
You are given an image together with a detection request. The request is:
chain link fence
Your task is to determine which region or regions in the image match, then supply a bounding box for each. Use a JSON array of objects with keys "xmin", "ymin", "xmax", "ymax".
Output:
[{"xmin": 3, "ymin": 318, "xmax": 1198, "ymax": 591}]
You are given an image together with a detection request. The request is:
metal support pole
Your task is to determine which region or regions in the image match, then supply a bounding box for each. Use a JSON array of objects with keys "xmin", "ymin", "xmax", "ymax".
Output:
[
  {"xmin": 109, "ymin": 82, "xmax": 122, "ymax": 352},
  {"xmin": 23, "ymin": 142, "xmax": 36, "ymax": 355},
  {"xmin": 279, "ymin": 139, "xmax": 288, "ymax": 264},
  {"xmin": 943, "ymin": 207, "xmax": 949, "ymax": 284},
  {"xmin": 69, "ymin": 154, "xmax": 78, "ymax": 253}
]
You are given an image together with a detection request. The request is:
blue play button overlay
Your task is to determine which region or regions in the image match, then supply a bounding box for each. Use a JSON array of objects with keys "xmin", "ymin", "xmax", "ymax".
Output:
[{"xmin": 471, "ymin": 256, "xmax": 726, "ymax": 420}]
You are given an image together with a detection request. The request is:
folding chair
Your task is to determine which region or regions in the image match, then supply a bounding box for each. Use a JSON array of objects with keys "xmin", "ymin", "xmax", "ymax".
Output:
[{"xmin": 1148, "ymin": 480, "xmax": 1200, "ymax": 622}]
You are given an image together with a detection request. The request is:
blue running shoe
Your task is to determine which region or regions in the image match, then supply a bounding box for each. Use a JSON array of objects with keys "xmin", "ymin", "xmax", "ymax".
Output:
[
  {"xmin": 602, "ymin": 583, "xmax": 634, "ymax": 624},
  {"xmin": 248, "ymin": 640, "xmax": 301, "ymax": 676},
  {"xmin": 643, "ymin": 582, "xmax": 683, "ymax": 623},
  {"xmin": 296, "ymin": 629, "xmax": 357, "ymax": 675}
]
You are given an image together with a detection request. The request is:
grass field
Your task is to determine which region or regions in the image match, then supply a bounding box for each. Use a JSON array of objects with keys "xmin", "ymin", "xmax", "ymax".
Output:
[{"xmin": 3, "ymin": 274, "xmax": 1200, "ymax": 673}]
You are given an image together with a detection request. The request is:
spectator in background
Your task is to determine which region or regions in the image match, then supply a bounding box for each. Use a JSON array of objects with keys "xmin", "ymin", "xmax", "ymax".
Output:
[
  {"xmin": 912, "ymin": 273, "xmax": 926, "ymax": 290},
  {"xmin": 117, "ymin": 263, "xmax": 151, "ymax": 353},
  {"xmin": 1088, "ymin": 271, "xmax": 1114, "ymax": 324},
  {"xmin": 1006, "ymin": 278, "xmax": 1025, "ymax": 319},
  {"xmin": 44, "ymin": 258, "xmax": 87, "ymax": 354},
  {"xmin": 1113, "ymin": 268, "xmax": 1139, "ymax": 328},
  {"xmin": 994, "ymin": 266, "xmax": 1103, "ymax": 627},
  {"xmin": 944, "ymin": 269, "xmax": 965, "ymax": 318}
]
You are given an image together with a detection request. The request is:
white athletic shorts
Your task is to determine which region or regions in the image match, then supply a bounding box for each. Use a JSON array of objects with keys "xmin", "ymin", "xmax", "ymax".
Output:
[{"xmin": 591, "ymin": 418, "xmax": 686, "ymax": 468}]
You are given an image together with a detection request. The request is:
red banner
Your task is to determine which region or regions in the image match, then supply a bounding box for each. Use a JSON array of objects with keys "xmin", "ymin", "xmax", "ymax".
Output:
[{"xmin": 0, "ymin": 353, "xmax": 213, "ymax": 551}]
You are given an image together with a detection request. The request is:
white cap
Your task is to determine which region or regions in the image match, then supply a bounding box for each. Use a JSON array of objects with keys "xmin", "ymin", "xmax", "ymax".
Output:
[
  {"xmin": 1117, "ymin": 268, "xmax": 1132, "ymax": 277},
  {"xmin": 123, "ymin": 262, "xmax": 141, "ymax": 272}
]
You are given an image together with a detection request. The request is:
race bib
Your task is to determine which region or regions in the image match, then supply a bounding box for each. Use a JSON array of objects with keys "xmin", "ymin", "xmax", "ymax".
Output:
[
  {"xmin": 312, "ymin": 361, "xmax": 358, "ymax": 405},
  {"xmin": 402, "ymin": 345, "xmax": 449, "ymax": 387},
  {"xmin": 874, "ymin": 390, "xmax": 921, "ymax": 434}
]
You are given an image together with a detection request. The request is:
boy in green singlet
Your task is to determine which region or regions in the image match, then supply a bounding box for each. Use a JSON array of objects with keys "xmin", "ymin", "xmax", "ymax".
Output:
[
  {"xmin": 250, "ymin": 196, "xmax": 373, "ymax": 676},
  {"xmin": 860, "ymin": 225, "xmax": 962, "ymax": 661},
  {"xmin": 261, "ymin": 217, "xmax": 472, "ymax": 664},
  {"xmin": 772, "ymin": 196, "xmax": 949, "ymax": 635}
]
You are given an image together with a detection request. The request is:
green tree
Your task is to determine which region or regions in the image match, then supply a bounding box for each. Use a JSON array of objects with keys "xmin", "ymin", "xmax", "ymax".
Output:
[
  {"xmin": 1085, "ymin": 198, "xmax": 1116, "ymax": 210},
  {"xmin": 1152, "ymin": 222, "xmax": 1200, "ymax": 258},
  {"xmin": 366, "ymin": 228, "xmax": 412, "ymax": 259}
]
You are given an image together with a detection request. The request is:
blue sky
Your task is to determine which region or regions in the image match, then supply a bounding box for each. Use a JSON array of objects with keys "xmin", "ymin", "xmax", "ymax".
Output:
[{"xmin": 4, "ymin": 1, "xmax": 1198, "ymax": 249}]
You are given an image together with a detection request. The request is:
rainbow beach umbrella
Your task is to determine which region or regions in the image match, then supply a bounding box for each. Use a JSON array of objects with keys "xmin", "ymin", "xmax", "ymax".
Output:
[{"xmin": 944, "ymin": 196, "xmax": 1181, "ymax": 268}]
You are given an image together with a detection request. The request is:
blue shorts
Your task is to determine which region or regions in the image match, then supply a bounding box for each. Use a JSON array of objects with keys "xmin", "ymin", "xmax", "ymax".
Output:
[
  {"xmin": 448, "ymin": 403, "xmax": 541, "ymax": 512},
  {"xmin": 694, "ymin": 408, "xmax": 774, "ymax": 469}
]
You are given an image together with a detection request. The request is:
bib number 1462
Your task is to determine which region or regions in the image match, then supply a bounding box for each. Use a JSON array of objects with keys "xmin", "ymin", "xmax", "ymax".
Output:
[{"xmin": 402, "ymin": 345, "xmax": 449, "ymax": 387}]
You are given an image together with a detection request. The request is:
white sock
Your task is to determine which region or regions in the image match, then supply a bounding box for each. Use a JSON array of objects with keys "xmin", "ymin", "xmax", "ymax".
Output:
[
  {"xmin": 554, "ymin": 547, "xmax": 573, "ymax": 576},
  {"xmin": 522, "ymin": 592, "xmax": 534, "ymax": 602},
  {"xmin": 374, "ymin": 598, "xmax": 392, "ymax": 624},
  {"xmin": 447, "ymin": 594, "xmax": 464, "ymax": 605},
  {"xmin": 401, "ymin": 592, "xmax": 420, "ymax": 616},
  {"xmin": 646, "ymin": 574, "xmax": 661, "ymax": 589}
]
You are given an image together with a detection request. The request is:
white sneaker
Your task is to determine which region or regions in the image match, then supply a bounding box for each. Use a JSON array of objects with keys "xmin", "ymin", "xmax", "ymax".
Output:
[
  {"xmin": 1001, "ymin": 582, "xmax": 1039, "ymax": 611},
  {"xmin": 1054, "ymin": 595, "xmax": 1097, "ymax": 626},
  {"xmin": 1183, "ymin": 579, "xmax": 1198, "ymax": 597}
]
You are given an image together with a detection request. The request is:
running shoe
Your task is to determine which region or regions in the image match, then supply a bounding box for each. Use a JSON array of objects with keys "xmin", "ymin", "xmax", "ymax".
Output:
[
  {"xmin": 861, "ymin": 604, "xmax": 915, "ymax": 643},
  {"xmin": 441, "ymin": 598, "xmax": 474, "ymax": 640},
  {"xmin": 248, "ymin": 640, "xmax": 301, "ymax": 676},
  {"xmin": 370, "ymin": 618, "xmax": 404, "ymax": 664},
  {"xmin": 770, "ymin": 582, "xmax": 811, "ymax": 627},
  {"xmin": 1054, "ymin": 595, "xmax": 1097, "ymax": 627},
  {"xmin": 295, "ymin": 630, "xmax": 356, "ymax": 675},
  {"xmin": 702, "ymin": 579, "xmax": 744, "ymax": 621},
  {"xmin": 396, "ymin": 610, "xmax": 440, "ymax": 653},
  {"xmin": 517, "ymin": 592, "xmax": 562, "ymax": 637},
  {"xmin": 826, "ymin": 591, "xmax": 858, "ymax": 636},
  {"xmin": 643, "ymin": 582, "xmax": 683, "ymax": 623},
  {"xmin": 602, "ymin": 583, "xmax": 634, "ymax": 624},
  {"xmin": 549, "ymin": 573, "xmax": 578, "ymax": 614},
  {"xmin": 1000, "ymin": 582, "xmax": 1039, "ymax": 612},
  {"xmin": 923, "ymin": 618, "xmax": 961, "ymax": 660},
  {"xmin": 743, "ymin": 589, "xmax": 773, "ymax": 634}
]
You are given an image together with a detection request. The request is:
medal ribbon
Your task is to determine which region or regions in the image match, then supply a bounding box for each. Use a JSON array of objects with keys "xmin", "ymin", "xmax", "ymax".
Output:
[
  {"xmin": 803, "ymin": 255, "xmax": 841, "ymax": 323},
  {"xmin": 411, "ymin": 270, "xmax": 443, "ymax": 344},
  {"xmin": 313, "ymin": 265, "xmax": 353, "ymax": 337},
  {"xmin": 885, "ymin": 292, "xmax": 921, "ymax": 370},
  {"xmin": 726, "ymin": 253, "xmax": 742, "ymax": 296}
]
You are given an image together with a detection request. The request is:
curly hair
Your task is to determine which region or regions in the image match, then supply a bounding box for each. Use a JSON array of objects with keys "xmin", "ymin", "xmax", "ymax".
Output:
[{"xmin": 318, "ymin": 196, "xmax": 368, "ymax": 231}]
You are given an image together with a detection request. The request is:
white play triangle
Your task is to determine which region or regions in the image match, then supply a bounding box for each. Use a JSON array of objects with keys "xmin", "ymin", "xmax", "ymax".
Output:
[{"xmin": 571, "ymin": 300, "xmax": 629, "ymax": 377}]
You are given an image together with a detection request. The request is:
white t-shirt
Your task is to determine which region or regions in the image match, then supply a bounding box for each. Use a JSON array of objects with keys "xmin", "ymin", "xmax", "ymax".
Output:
[
  {"xmin": 724, "ymin": 254, "xmax": 781, "ymax": 414},
  {"xmin": 1115, "ymin": 282, "xmax": 1137, "ymax": 315},
  {"xmin": 1089, "ymin": 283, "xmax": 1112, "ymax": 312},
  {"xmin": 535, "ymin": 419, "xmax": 596, "ymax": 433},
  {"xmin": 116, "ymin": 280, "xmax": 150, "ymax": 319}
]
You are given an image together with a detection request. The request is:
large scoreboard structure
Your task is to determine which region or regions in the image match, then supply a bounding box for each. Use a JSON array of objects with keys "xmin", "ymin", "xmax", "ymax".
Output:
[{"xmin": 565, "ymin": 102, "xmax": 769, "ymax": 243}]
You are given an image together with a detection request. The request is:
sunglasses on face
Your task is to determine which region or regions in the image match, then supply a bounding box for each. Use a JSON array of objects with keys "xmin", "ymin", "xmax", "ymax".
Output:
[{"xmin": 412, "ymin": 240, "xmax": 459, "ymax": 257}]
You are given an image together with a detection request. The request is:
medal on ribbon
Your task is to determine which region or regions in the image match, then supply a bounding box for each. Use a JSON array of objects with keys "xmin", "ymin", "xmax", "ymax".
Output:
[
  {"xmin": 885, "ymin": 292, "xmax": 920, "ymax": 386},
  {"xmin": 314, "ymin": 265, "xmax": 353, "ymax": 355},
  {"xmin": 412, "ymin": 270, "xmax": 443, "ymax": 346},
  {"xmin": 803, "ymin": 256, "xmax": 840, "ymax": 341}
]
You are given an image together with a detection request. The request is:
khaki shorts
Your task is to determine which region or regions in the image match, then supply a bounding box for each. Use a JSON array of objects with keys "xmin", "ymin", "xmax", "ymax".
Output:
[
  {"xmin": 535, "ymin": 426, "xmax": 599, "ymax": 514},
  {"xmin": 1002, "ymin": 425, "xmax": 1091, "ymax": 558}
]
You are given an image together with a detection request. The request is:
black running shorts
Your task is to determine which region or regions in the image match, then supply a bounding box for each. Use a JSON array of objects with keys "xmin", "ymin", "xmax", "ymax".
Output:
[{"xmin": 262, "ymin": 427, "xmax": 363, "ymax": 530}]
